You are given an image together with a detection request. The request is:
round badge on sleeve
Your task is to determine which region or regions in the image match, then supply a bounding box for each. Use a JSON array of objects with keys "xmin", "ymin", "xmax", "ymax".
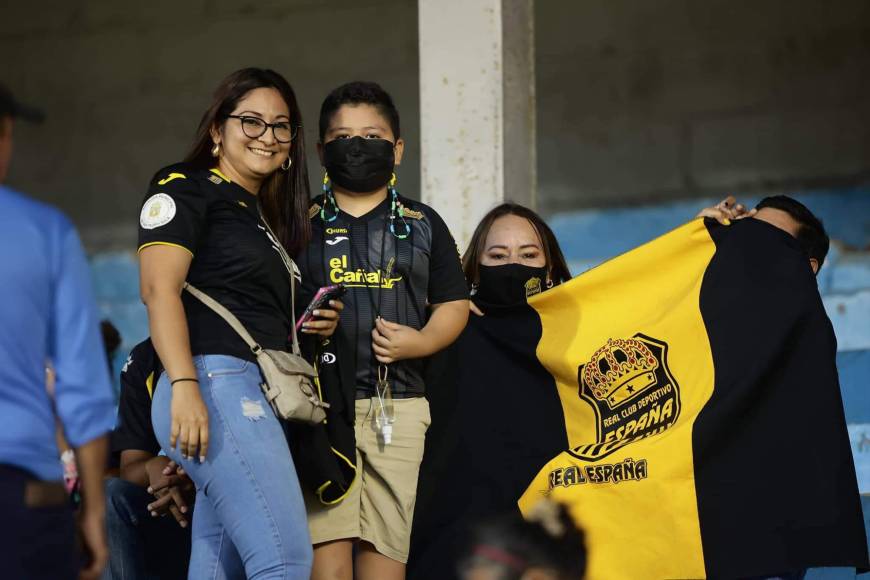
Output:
[{"xmin": 139, "ymin": 193, "xmax": 177, "ymax": 229}]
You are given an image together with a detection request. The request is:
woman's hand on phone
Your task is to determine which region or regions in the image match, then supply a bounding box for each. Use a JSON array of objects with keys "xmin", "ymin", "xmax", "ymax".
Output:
[{"xmin": 301, "ymin": 300, "xmax": 344, "ymax": 338}]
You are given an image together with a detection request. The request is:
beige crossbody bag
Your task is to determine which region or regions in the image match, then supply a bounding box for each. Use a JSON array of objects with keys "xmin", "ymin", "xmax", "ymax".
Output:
[{"xmin": 183, "ymin": 215, "xmax": 328, "ymax": 425}]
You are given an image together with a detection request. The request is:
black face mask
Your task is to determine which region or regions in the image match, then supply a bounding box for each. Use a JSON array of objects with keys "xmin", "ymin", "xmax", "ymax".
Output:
[
  {"xmin": 474, "ymin": 263, "xmax": 549, "ymax": 307},
  {"xmin": 323, "ymin": 136, "xmax": 395, "ymax": 193}
]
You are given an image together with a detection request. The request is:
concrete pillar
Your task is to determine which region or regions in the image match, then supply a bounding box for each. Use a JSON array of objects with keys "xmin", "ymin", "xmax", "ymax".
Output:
[{"xmin": 418, "ymin": 0, "xmax": 536, "ymax": 250}]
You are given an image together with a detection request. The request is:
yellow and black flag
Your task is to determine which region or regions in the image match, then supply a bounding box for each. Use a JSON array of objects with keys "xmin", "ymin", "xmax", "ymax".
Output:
[{"xmin": 520, "ymin": 218, "xmax": 868, "ymax": 579}]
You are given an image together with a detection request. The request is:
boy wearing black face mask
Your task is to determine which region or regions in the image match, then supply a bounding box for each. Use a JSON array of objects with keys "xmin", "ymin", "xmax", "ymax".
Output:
[{"xmin": 296, "ymin": 82, "xmax": 469, "ymax": 580}]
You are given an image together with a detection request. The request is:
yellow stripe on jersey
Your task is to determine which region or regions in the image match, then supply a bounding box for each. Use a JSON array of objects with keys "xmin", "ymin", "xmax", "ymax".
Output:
[
  {"xmin": 157, "ymin": 172, "xmax": 186, "ymax": 185},
  {"xmin": 137, "ymin": 241, "xmax": 194, "ymax": 258},
  {"xmin": 210, "ymin": 168, "xmax": 232, "ymax": 183},
  {"xmin": 316, "ymin": 447, "xmax": 359, "ymax": 506},
  {"xmin": 145, "ymin": 371, "xmax": 155, "ymax": 399}
]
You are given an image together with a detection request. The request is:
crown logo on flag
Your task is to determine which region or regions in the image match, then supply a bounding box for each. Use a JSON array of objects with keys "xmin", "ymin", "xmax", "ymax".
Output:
[{"xmin": 584, "ymin": 338, "xmax": 659, "ymax": 406}]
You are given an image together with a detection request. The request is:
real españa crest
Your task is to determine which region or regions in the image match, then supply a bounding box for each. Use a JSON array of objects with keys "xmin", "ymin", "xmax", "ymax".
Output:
[{"xmin": 572, "ymin": 333, "xmax": 680, "ymax": 461}]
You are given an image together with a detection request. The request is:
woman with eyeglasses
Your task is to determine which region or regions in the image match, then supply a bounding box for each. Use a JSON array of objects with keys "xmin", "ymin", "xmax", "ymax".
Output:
[{"xmin": 138, "ymin": 68, "xmax": 341, "ymax": 579}]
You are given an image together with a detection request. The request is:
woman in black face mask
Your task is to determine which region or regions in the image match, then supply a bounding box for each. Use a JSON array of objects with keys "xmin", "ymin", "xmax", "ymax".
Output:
[
  {"xmin": 409, "ymin": 199, "xmax": 753, "ymax": 580},
  {"xmin": 464, "ymin": 205, "xmax": 572, "ymax": 310},
  {"xmin": 408, "ymin": 204, "xmax": 572, "ymax": 580}
]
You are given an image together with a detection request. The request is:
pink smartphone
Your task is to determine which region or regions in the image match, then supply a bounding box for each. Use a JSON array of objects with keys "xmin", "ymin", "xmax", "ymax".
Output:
[{"xmin": 296, "ymin": 284, "xmax": 347, "ymax": 331}]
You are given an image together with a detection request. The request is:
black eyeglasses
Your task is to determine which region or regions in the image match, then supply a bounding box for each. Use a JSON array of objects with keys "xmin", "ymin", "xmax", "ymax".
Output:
[{"xmin": 227, "ymin": 115, "xmax": 298, "ymax": 143}]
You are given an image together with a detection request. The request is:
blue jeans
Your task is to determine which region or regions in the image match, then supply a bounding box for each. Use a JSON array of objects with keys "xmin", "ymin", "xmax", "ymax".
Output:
[
  {"xmin": 103, "ymin": 477, "xmax": 190, "ymax": 580},
  {"xmin": 151, "ymin": 355, "xmax": 313, "ymax": 580}
]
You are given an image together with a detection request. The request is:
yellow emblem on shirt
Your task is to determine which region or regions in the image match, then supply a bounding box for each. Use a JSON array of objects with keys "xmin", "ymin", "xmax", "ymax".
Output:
[
  {"xmin": 328, "ymin": 255, "xmax": 402, "ymax": 289},
  {"xmin": 157, "ymin": 173, "xmax": 186, "ymax": 185},
  {"xmin": 401, "ymin": 207, "xmax": 423, "ymax": 220}
]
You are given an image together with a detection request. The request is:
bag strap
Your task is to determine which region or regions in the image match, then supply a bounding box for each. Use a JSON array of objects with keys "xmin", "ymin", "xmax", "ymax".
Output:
[
  {"xmin": 182, "ymin": 211, "xmax": 305, "ymax": 357},
  {"xmin": 257, "ymin": 210, "xmax": 302, "ymax": 356},
  {"xmin": 183, "ymin": 283, "xmax": 270, "ymax": 356}
]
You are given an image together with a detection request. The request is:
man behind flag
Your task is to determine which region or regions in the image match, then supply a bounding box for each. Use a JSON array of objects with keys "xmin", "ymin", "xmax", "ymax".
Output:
[{"xmin": 520, "ymin": 203, "xmax": 868, "ymax": 579}]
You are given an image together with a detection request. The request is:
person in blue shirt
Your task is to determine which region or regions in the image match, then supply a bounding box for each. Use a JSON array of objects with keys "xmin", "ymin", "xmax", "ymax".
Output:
[{"xmin": 0, "ymin": 83, "xmax": 116, "ymax": 580}]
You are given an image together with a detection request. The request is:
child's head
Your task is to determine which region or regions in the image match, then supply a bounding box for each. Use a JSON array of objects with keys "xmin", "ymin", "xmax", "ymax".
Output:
[
  {"xmin": 317, "ymin": 81, "xmax": 405, "ymax": 195},
  {"xmin": 460, "ymin": 501, "xmax": 587, "ymax": 580},
  {"xmin": 319, "ymin": 81, "xmax": 401, "ymax": 143}
]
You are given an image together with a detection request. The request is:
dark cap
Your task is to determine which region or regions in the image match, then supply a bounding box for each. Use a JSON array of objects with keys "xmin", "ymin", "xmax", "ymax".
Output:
[{"xmin": 0, "ymin": 83, "xmax": 45, "ymax": 123}]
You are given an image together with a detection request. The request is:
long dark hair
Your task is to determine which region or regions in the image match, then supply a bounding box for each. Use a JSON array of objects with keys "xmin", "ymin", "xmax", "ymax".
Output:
[
  {"xmin": 462, "ymin": 203, "xmax": 571, "ymax": 286},
  {"xmin": 185, "ymin": 68, "xmax": 310, "ymax": 255}
]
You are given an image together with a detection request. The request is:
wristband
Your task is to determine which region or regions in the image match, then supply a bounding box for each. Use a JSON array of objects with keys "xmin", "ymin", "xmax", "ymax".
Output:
[{"xmin": 170, "ymin": 377, "xmax": 199, "ymax": 386}]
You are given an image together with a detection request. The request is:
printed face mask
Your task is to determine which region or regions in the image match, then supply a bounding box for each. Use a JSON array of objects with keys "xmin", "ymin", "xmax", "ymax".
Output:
[
  {"xmin": 474, "ymin": 263, "xmax": 548, "ymax": 307},
  {"xmin": 323, "ymin": 136, "xmax": 395, "ymax": 193}
]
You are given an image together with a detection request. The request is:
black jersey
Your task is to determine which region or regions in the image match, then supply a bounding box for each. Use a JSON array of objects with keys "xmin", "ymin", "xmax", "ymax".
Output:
[
  {"xmin": 138, "ymin": 163, "xmax": 294, "ymax": 362},
  {"xmin": 297, "ymin": 194, "xmax": 468, "ymax": 398},
  {"xmin": 111, "ymin": 339, "xmax": 162, "ymax": 457}
]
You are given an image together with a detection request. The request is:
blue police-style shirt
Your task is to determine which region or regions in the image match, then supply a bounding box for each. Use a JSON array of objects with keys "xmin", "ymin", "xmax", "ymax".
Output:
[{"xmin": 0, "ymin": 185, "xmax": 115, "ymax": 481}]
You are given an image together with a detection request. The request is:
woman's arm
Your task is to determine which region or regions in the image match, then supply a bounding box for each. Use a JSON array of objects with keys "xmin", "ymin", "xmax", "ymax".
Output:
[{"xmin": 139, "ymin": 245, "xmax": 209, "ymax": 462}]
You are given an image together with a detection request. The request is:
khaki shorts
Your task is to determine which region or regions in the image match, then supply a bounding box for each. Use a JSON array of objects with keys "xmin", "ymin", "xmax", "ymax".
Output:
[{"xmin": 305, "ymin": 396, "xmax": 431, "ymax": 563}]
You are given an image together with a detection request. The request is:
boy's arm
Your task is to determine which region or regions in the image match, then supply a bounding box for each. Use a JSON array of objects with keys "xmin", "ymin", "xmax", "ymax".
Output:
[
  {"xmin": 419, "ymin": 300, "xmax": 469, "ymax": 355},
  {"xmin": 372, "ymin": 299, "xmax": 469, "ymax": 363}
]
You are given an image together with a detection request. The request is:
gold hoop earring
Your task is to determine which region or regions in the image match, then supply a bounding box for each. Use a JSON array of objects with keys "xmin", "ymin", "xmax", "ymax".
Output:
[
  {"xmin": 281, "ymin": 156, "xmax": 292, "ymax": 171},
  {"xmin": 211, "ymin": 143, "xmax": 220, "ymax": 158}
]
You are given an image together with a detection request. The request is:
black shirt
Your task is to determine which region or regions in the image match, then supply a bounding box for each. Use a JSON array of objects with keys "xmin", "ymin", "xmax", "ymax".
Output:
[
  {"xmin": 410, "ymin": 300, "xmax": 569, "ymax": 578},
  {"xmin": 297, "ymin": 194, "xmax": 468, "ymax": 398},
  {"xmin": 138, "ymin": 163, "xmax": 294, "ymax": 362},
  {"xmin": 111, "ymin": 339, "xmax": 161, "ymax": 457}
]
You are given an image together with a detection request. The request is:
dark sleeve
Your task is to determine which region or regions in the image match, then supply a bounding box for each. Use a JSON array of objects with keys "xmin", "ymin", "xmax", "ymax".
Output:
[
  {"xmin": 425, "ymin": 207, "xmax": 469, "ymax": 304},
  {"xmin": 137, "ymin": 168, "xmax": 208, "ymax": 256},
  {"xmin": 111, "ymin": 343, "xmax": 160, "ymax": 456}
]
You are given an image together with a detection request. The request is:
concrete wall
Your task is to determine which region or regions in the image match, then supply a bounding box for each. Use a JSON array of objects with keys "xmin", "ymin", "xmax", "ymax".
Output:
[
  {"xmin": 4, "ymin": 0, "xmax": 868, "ymax": 242},
  {"xmin": 535, "ymin": 0, "xmax": 870, "ymax": 213},
  {"xmin": 4, "ymin": 4, "xmax": 867, "ymax": 569},
  {"xmin": 2, "ymin": 0, "xmax": 420, "ymax": 252}
]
